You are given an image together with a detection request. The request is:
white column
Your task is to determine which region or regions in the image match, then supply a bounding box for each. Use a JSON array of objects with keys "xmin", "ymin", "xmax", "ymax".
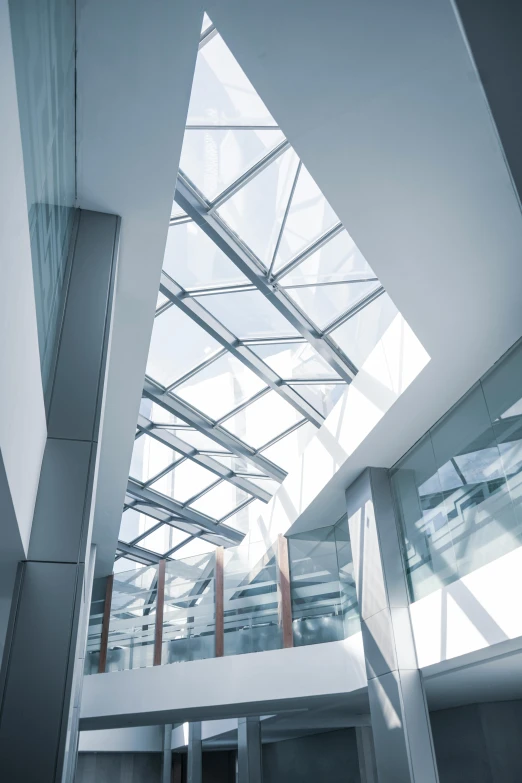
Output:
[
  {"xmin": 347, "ymin": 468, "xmax": 439, "ymax": 783},
  {"xmin": 355, "ymin": 726, "xmax": 378, "ymax": 783},
  {"xmin": 187, "ymin": 722, "xmax": 202, "ymax": 783},
  {"xmin": 162, "ymin": 724, "xmax": 173, "ymax": 783}
]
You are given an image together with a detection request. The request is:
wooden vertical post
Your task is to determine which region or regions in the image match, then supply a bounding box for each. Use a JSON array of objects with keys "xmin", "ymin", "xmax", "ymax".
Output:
[
  {"xmin": 277, "ymin": 534, "xmax": 293, "ymax": 648},
  {"xmin": 154, "ymin": 558, "xmax": 166, "ymax": 666},
  {"xmin": 98, "ymin": 574, "xmax": 114, "ymax": 673},
  {"xmin": 215, "ymin": 546, "xmax": 224, "ymax": 657}
]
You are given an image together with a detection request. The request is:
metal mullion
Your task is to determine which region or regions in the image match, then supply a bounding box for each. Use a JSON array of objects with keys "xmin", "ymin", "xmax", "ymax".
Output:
[
  {"xmin": 143, "ymin": 455, "xmax": 187, "ymax": 489},
  {"xmin": 126, "ymin": 478, "xmax": 244, "ymax": 544},
  {"xmin": 164, "ymin": 535, "xmax": 196, "ymax": 559},
  {"xmin": 285, "ymin": 378, "xmax": 345, "ymax": 385},
  {"xmin": 258, "ymin": 418, "xmax": 308, "ymax": 452},
  {"xmin": 207, "ymin": 139, "xmax": 291, "ymax": 212},
  {"xmin": 268, "ymin": 161, "xmax": 302, "ymax": 277},
  {"xmin": 214, "ymin": 387, "xmax": 270, "ymax": 426},
  {"xmin": 166, "ymin": 348, "xmax": 228, "ymax": 392},
  {"xmin": 273, "ymin": 222, "xmax": 344, "ymax": 282},
  {"xmin": 142, "ymin": 378, "xmax": 287, "ymax": 482},
  {"xmin": 117, "ymin": 541, "xmax": 162, "ymax": 565},
  {"xmin": 322, "ymin": 285, "xmax": 385, "ymax": 336},
  {"xmin": 199, "ymin": 23, "xmax": 217, "ymax": 49},
  {"xmin": 182, "ymin": 477, "xmax": 223, "ymax": 508},
  {"xmin": 218, "ymin": 495, "xmax": 256, "ymax": 525},
  {"xmin": 136, "ymin": 414, "xmax": 271, "ymax": 502},
  {"xmin": 242, "ymin": 335, "xmax": 306, "ymax": 346},
  {"xmin": 169, "ymin": 214, "xmax": 192, "ymax": 227},
  {"xmin": 159, "ymin": 274, "xmax": 324, "ymax": 426},
  {"xmin": 124, "ymin": 500, "xmax": 202, "ymax": 538},
  {"xmin": 283, "ymin": 276, "xmax": 379, "ymax": 290},
  {"xmin": 130, "ymin": 521, "xmax": 165, "ymax": 547},
  {"xmin": 188, "ymin": 283, "xmax": 256, "ymax": 297},
  {"xmin": 155, "ymin": 300, "xmax": 172, "ymax": 318},
  {"xmin": 175, "ymin": 176, "xmax": 357, "ymax": 383}
]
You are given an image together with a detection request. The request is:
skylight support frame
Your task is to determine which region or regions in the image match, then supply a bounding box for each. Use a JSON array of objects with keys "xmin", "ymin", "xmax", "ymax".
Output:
[{"xmin": 175, "ymin": 175, "xmax": 358, "ymax": 381}]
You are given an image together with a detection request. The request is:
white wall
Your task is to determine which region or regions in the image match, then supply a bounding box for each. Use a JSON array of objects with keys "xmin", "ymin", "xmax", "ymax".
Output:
[
  {"xmin": 76, "ymin": 0, "xmax": 204, "ymax": 576},
  {"xmin": 411, "ymin": 545, "xmax": 522, "ymax": 669},
  {"xmin": 0, "ymin": 0, "xmax": 47, "ymax": 661}
]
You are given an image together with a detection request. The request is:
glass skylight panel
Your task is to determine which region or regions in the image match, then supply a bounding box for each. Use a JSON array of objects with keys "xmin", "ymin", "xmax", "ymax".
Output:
[
  {"xmin": 190, "ymin": 482, "xmax": 251, "ymax": 519},
  {"xmin": 330, "ymin": 291, "xmax": 398, "ymax": 369},
  {"xmin": 174, "ymin": 537, "xmax": 217, "ymax": 560},
  {"xmin": 286, "ymin": 280, "xmax": 381, "ymax": 331},
  {"xmin": 119, "ymin": 508, "xmax": 159, "ymax": 543},
  {"xmin": 179, "ymin": 128, "xmax": 285, "ymax": 202},
  {"xmin": 224, "ymin": 498, "xmax": 266, "ymax": 533},
  {"xmin": 168, "ymin": 428, "xmax": 229, "ymax": 453},
  {"xmin": 271, "ymin": 164, "xmax": 339, "ymax": 271},
  {"xmin": 139, "ymin": 399, "xmax": 186, "ymax": 426},
  {"xmin": 138, "ymin": 525, "xmax": 189, "ymax": 555},
  {"xmin": 151, "ymin": 459, "xmax": 218, "ymax": 504},
  {"xmin": 147, "ymin": 305, "xmax": 222, "ymax": 386},
  {"xmin": 175, "ymin": 352, "xmax": 266, "ymax": 421},
  {"xmin": 216, "ymin": 147, "xmax": 300, "ymax": 265},
  {"xmin": 114, "ymin": 557, "xmax": 140, "ymax": 574},
  {"xmin": 289, "ymin": 383, "xmax": 345, "ymax": 418},
  {"xmin": 251, "ymin": 342, "xmax": 341, "ymax": 380},
  {"xmin": 261, "ymin": 421, "xmax": 316, "ymax": 473},
  {"xmin": 223, "ymin": 390, "xmax": 303, "ymax": 449},
  {"xmin": 129, "ymin": 433, "xmax": 179, "ymax": 483},
  {"xmin": 279, "ymin": 229, "xmax": 376, "ymax": 285},
  {"xmin": 163, "ymin": 221, "xmax": 248, "ymax": 290},
  {"xmin": 196, "ymin": 288, "xmax": 299, "ymax": 340},
  {"xmin": 206, "ymin": 454, "xmax": 265, "ymax": 475},
  {"xmin": 156, "ymin": 292, "xmax": 169, "ymax": 310},
  {"xmin": 187, "ymin": 33, "xmax": 276, "ymax": 127}
]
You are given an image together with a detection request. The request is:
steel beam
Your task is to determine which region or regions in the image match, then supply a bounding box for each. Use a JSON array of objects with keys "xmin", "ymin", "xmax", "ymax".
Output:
[
  {"xmin": 160, "ymin": 273, "xmax": 324, "ymax": 426},
  {"xmin": 175, "ymin": 175, "xmax": 358, "ymax": 380},
  {"xmin": 126, "ymin": 479, "xmax": 243, "ymax": 544},
  {"xmin": 143, "ymin": 378, "xmax": 287, "ymax": 482}
]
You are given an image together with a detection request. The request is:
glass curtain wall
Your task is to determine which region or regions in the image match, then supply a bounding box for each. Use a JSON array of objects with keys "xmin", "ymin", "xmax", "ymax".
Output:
[
  {"xmin": 9, "ymin": 0, "xmax": 77, "ymax": 390},
  {"xmin": 288, "ymin": 517, "xmax": 360, "ymax": 646},
  {"xmin": 391, "ymin": 338, "xmax": 522, "ymax": 602}
]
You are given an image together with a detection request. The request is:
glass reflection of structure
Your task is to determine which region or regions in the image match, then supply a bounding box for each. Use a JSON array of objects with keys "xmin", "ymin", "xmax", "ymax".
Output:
[
  {"xmin": 115, "ymin": 16, "xmax": 397, "ymax": 570},
  {"xmin": 391, "ymin": 338, "xmax": 522, "ymax": 602}
]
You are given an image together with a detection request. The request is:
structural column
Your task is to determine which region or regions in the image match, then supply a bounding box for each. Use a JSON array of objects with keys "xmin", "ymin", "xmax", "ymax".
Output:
[
  {"xmin": 162, "ymin": 723, "xmax": 173, "ymax": 783},
  {"xmin": 0, "ymin": 210, "xmax": 119, "ymax": 783},
  {"xmin": 237, "ymin": 716, "xmax": 262, "ymax": 783},
  {"xmin": 346, "ymin": 468, "xmax": 439, "ymax": 783},
  {"xmin": 187, "ymin": 722, "xmax": 202, "ymax": 783},
  {"xmin": 355, "ymin": 726, "xmax": 378, "ymax": 783}
]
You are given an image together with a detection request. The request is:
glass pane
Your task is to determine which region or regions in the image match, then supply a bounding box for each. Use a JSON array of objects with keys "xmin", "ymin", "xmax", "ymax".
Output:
[
  {"xmin": 279, "ymin": 229, "xmax": 375, "ymax": 285},
  {"xmin": 168, "ymin": 429, "xmax": 229, "ymax": 453},
  {"xmin": 224, "ymin": 499, "xmax": 266, "ymax": 533},
  {"xmin": 207, "ymin": 454, "xmax": 264, "ymax": 475},
  {"xmin": 151, "ymin": 460, "xmax": 217, "ymax": 504},
  {"xmin": 187, "ymin": 34, "xmax": 276, "ymax": 127},
  {"xmin": 201, "ymin": 12, "xmax": 212, "ymax": 33},
  {"xmin": 273, "ymin": 165, "xmax": 339, "ymax": 271},
  {"xmin": 119, "ymin": 508, "xmax": 159, "ymax": 543},
  {"xmin": 147, "ymin": 306, "xmax": 221, "ymax": 386},
  {"xmin": 173, "ymin": 538, "xmax": 217, "ymax": 559},
  {"xmin": 330, "ymin": 291, "xmax": 398, "ymax": 369},
  {"xmin": 190, "ymin": 482, "xmax": 251, "ymax": 518},
  {"xmin": 286, "ymin": 281, "xmax": 380, "ymax": 331},
  {"xmin": 289, "ymin": 527, "xmax": 344, "ymax": 646},
  {"xmin": 113, "ymin": 557, "xmax": 140, "ymax": 574},
  {"xmin": 289, "ymin": 383, "xmax": 345, "ymax": 417},
  {"xmin": 156, "ymin": 292, "xmax": 168, "ymax": 309},
  {"xmin": 163, "ymin": 221, "xmax": 248, "ymax": 289},
  {"xmin": 261, "ymin": 422, "xmax": 316, "ymax": 473},
  {"xmin": 217, "ymin": 148, "xmax": 300, "ymax": 265},
  {"xmin": 175, "ymin": 352, "xmax": 266, "ymax": 421},
  {"xmin": 180, "ymin": 128, "xmax": 285, "ymax": 201},
  {"xmin": 138, "ymin": 525, "xmax": 189, "ymax": 555},
  {"xmin": 251, "ymin": 342, "xmax": 341, "ymax": 380},
  {"xmin": 334, "ymin": 517, "xmax": 361, "ymax": 638},
  {"xmin": 198, "ymin": 288, "xmax": 299, "ymax": 340},
  {"xmin": 245, "ymin": 476, "xmax": 280, "ymax": 495},
  {"xmin": 129, "ymin": 433, "xmax": 178, "ymax": 483},
  {"xmin": 223, "ymin": 390, "xmax": 303, "ymax": 448}
]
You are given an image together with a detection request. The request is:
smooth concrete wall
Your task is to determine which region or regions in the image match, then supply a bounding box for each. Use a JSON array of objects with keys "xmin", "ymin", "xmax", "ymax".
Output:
[
  {"xmin": 431, "ymin": 700, "xmax": 522, "ymax": 783},
  {"xmin": 75, "ymin": 752, "xmax": 161, "ymax": 782},
  {"xmin": 262, "ymin": 729, "xmax": 360, "ymax": 783}
]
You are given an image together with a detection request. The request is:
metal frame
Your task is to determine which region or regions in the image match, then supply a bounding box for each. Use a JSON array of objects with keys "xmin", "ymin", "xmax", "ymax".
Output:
[{"xmin": 175, "ymin": 175, "xmax": 358, "ymax": 381}]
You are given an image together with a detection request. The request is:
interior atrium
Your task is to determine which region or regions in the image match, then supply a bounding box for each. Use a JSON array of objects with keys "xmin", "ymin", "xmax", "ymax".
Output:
[{"xmin": 1, "ymin": 1, "xmax": 521, "ymax": 782}]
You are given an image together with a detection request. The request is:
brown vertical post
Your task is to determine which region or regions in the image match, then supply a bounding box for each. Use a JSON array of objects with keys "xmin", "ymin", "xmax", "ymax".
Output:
[
  {"xmin": 98, "ymin": 574, "xmax": 114, "ymax": 673},
  {"xmin": 277, "ymin": 534, "xmax": 293, "ymax": 648},
  {"xmin": 215, "ymin": 546, "xmax": 224, "ymax": 657},
  {"xmin": 154, "ymin": 558, "xmax": 166, "ymax": 666}
]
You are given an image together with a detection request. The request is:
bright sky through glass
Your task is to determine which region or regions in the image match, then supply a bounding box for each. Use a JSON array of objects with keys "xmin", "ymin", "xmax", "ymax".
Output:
[{"xmin": 115, "ymin": 15, "xmax": 396, "ymax": 571}]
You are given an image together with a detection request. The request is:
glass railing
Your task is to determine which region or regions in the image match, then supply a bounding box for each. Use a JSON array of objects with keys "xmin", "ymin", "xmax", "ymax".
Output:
[{"xmin": 86, "ymin": 517, "xmax": 359, "ymax": 674}]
